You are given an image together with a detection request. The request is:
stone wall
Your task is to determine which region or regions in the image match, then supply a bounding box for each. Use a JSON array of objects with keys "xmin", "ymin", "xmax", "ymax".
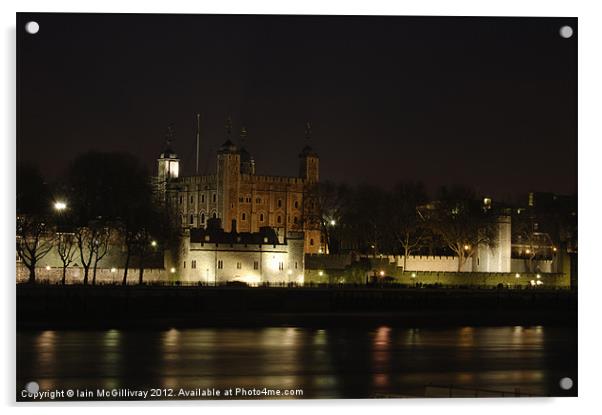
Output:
[{"xmin": 16, "ymin": 263, "xmax": 168, "ymax": 285}]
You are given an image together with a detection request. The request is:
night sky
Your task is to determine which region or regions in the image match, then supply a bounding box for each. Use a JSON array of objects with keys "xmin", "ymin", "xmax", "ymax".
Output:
[{"xmin": 17, "ymin": 13, "xmax": 577, "ymax": 201}]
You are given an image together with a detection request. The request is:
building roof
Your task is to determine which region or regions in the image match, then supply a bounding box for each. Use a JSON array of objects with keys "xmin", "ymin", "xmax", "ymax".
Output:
[
  {"xmin": 218, "ymin": 139, "xmax": 238, "ymax": 154},
  {"xmin": 159, "ymin": 146, "xmax": 178, "ymax": 159},
  {"xmin": 190, "ymin": 219, "xmax": 282, "ymax": 245},
  {"xmin": 299, "ymin": 145, "xmax": 318, "ymax": 158}
]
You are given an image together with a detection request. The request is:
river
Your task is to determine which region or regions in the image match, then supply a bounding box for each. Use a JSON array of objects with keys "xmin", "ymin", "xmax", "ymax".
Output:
[{"xmin": 17, "ymin": 325, "xmax": 577, "ymax": 400}]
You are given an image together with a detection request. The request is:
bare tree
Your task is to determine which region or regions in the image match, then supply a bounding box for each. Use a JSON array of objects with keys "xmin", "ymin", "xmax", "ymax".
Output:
[
  {"xmin": 302, "ymin": 182, "xmax": 349, "ymax": 254},
  {"xmin": 76, "ymin": 224, "xmax": 111, "ymax": 285},
  {"xmin": 16, "ymin": 215, "xmax": 54, "ymax": 284},
  {"xmin": 133, "ymin": 227, "xmax": 153, "ymax": 284},
  {"xmin": 91, "ymin": 227, "xmax": 111, "ymax": 285},
  {"xmin": 388, "ymin": 182, "xmax": 428, "ymax": 270},
  {"xmin": 513, "ymin": 212, "xmax": 554, "ymax": 272},
  {"xmin": 56, "ymin": 232, "xmax": 77, "ymax": 284},
  {"xmin": 426, "ymin": 186, "xmax": 497, "ymax": 271}
]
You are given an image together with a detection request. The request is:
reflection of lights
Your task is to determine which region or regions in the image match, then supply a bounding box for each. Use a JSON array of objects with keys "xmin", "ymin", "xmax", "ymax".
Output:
[
  {"xmin": 530, "ymin": 280, "xmax": 536, "ymax": 286},
  {"xmin": 515, "ymin": 273, "xmax": 520, "ymax": 279},
  {"xmin": 151, "ymin": 240, "xmax": 157, "ymax": 247},
  {"xmin": 170, "ymin": 267, "xmax": 176, "ymax": 273},
  {"xmin": 536, "ymin": 280, "xmax": 543, "ymax": 285},
  {"xmin": 411, "ymin": 272, "xmax": 416, "ymax": 278},
  {"xmin": 536, "ymin": 274, "xmax": 541, "ymax": 279},
  {"xmin": 525, "ymin": 248, "xmax": 531, "ymax": 254},
  {"xmin": 379, "ymin": 270, "xmax": 385, "ymax": 276},
  {"xmin": 330, "ymin": 219, "xmax": 336, "ymax": 226},
  {"xmin": 318, "ymin": 271, "xmax": 323, "ymax": 276},
  {"xmin": 553, "ymin": 247, "xmax": 557, "ymax": 252}
]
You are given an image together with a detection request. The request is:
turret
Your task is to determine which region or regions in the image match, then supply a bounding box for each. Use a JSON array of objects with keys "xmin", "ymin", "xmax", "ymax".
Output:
[
  {"xmin": 216, "ymin": 117, "xmax": 241, "ymax": 232},
  {"xmin": 239, "ymin": 127, "xmax": 256, "ymax": 175},
  {"xmin": 299, "ymin": 122, "xmax": 319, "ymax": 183},
  {"xmin": 156, "ymin": 125, "xmax": 180, "ymax": 204}
]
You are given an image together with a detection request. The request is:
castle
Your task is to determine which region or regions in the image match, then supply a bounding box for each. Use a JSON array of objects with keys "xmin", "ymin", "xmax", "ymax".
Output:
[{"xmin": 155, "ymin": 123, "xmax": 322, "ymax": 256}]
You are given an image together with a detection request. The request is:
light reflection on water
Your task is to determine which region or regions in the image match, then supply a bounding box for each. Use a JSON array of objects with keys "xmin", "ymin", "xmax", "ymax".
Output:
[{"xmin": 17, "ymin": 325, "xmax": 576, "ymax": 399}]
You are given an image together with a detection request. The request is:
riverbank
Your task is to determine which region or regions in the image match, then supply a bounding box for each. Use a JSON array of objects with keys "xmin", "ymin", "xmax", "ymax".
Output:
[{"xmin": 17, "ymin": 284, "xmax": 577, "ymax": 329}]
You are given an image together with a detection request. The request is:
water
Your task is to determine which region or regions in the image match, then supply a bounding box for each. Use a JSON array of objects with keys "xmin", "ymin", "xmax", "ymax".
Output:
[{"xmin": 17, "ymin": 326, "xmax": 577, "ymax": 399}]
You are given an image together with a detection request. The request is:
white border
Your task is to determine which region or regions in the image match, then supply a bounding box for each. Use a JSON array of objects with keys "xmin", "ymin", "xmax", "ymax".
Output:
[{"xmin": 2, "ymin": 1, "xmax": 601, "ymax": 414}]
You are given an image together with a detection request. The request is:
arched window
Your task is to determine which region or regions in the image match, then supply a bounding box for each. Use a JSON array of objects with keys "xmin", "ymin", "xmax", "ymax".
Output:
[
  {"xmin": 310, "ymin": 238, "xmax": 314, "ymax": 246},
  {"xmin": 277, "ymin": 215, "xmax": 282, "ymax": 224},
  {"xmin": 212, "ymin": 212, "xmax": 217, "ymax": 219},
  {"xmin": 277, "ymin": 199, "xmax": 282, "ymax": 208},
  {"xmin": 242, "ymin": 213, "xmax": 246, "ymax": 221},
  {"xmin": 189, "ymin": 214, "xmax": 194, "ymax": 225},
  {"xmin": 294, "ymin": 201, "xmax": 299, "ymax": 209},
  {"xmin": 293, "ymin": 216, "xmax": 298, "ymax": 224},
  {"xmin": 212, "ymin": 193, "xmax": 217, "ymax": 203},
  {"xmin": 260, "ymin": 213, "xmax": 264, "ymax": 222},
  {"xmin": 200, "ymin": 212, "xmax": 205, "ymax": 224}
]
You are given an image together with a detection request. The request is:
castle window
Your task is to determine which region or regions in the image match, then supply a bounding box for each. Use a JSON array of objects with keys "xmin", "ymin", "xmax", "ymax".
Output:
[
  {"xmin": 201, "ymin": 213, "xmax": 205, "ymax": 224},
  {"xmin": 277, "ymin": 215, "xmax": 282, "ymax": 224},
  {"xmin": 212, "ymin": 212, "xmax": 217, "ymax": 219},
  {"xmin": 254, "ymin": 261, "xmax": 259, "ymax": 270},
  {"xmin": 246, "ymin": 197, "xmax": 251, "ymax": 203},
  {"xmin": 295, "ymin": 262, "xmax": 298, "ymax": 269},
  {"xmin": 293, "ymin": 216, "xmax": 298, "ymax": 224},
  {"xmin": 201, "ymin": 194, "xmax": 205, "ymax": 203},
  {"xmin": 183, "ymin": 261, "xmax": 186, "ymax": 269},
  {"xmin": 260, "ymin": 213, "xmax": 264, "ymax": 222},
  {"xmin": 294, "ymin": 201, "xmax": 299, "ymax": 209},
  {"xmin": 179, "ymin": 196, "xmax": 183, "ymax": 204},
  {"xmin": 217, "ymin": 260, "xmax": 223, "ymax": 269},
  {"xmin": 239, "ymin": 197, "xmax": 243, "ymax": 202},
  {"xmin": 242, "ymin": 213, "xmax": 246, "ymax": 221},
  {"xmin": 190, "ymin": 196, "xmax": 194, "ymax": 203},
  {"xmin": 213, "ymin": 194, "xmax": 216, "ymax": 203},
  {"xmin": 310, "ymin": 238, "xmax": 314, "ymax": 246},
  {"xmin": 236, "ymin": 262, "xmax": 242, "ymax": 270},
  {"xmin": 190, "ymin": 214, "xmax": 194, "ymax": 225},
  {"xmin": 279, "ymin": 262, "xmax": 284, "ymax": 271},
  {"xmin": 192, "ymin": 260, "xmax": 197, "ymax": 269},
  {"xmin": 256, "ymin": 198, "xmax": 261, "ymax": 204},
  {"xmin": 277, "ymin": 199, "xmax": 282, "ymax": 208}
]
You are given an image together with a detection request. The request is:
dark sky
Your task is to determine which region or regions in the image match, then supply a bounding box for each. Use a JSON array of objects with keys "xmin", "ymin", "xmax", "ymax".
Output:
[{"xmin": 17, "ymin": 13, "xmax": 577, "ymax": 201}]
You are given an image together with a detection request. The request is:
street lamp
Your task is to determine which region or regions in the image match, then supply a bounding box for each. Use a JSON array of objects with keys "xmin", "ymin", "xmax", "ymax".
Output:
[
  {"xmin": 54, "ymin": 201, "xmax": 67, "ymax": 211},
  {"xmin": 330, "ymin": 219, "xmax": 336, "ymax": 226},
  {"xmin": 151, "ymin": 240, "xmax": 157, "ymax": 247}
]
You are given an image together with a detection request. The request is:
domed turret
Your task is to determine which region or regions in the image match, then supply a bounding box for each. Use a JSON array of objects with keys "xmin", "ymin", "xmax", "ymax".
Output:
[
  {"xmin": 299, "ymin": 122, "xmax": 319, "ymax": 182},
  {"xmin": 218, "ymin": 139, "xmax": 238, "ymax": 154}
]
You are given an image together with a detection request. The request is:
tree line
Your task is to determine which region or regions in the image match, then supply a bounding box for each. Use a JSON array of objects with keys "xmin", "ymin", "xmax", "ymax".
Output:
[
  {"xmin": 303, "ymin": 181, "xmax": 501, "ymax": 271},
  {"xmin": 17, "ymin": 152, "xmax": 173, "ymax": 284}
]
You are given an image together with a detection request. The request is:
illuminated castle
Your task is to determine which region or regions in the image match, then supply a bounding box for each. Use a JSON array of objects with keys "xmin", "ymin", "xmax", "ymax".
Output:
[{"xmin": 156, "ymin": 120, "xmax": 322, "ymax": 256}]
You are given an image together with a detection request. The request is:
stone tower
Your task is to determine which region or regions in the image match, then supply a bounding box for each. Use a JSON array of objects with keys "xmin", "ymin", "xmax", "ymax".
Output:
[
  {"xmin": 217, "ymin": 123, "xmax": 240, "ymax": 232},
  {"xmin": 156, "ymin": 128, "xmax": 180, "ymax": 205},
  {"xmin": 299, "ymin": 122, "xmax": 319, "ymax": 183}
]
